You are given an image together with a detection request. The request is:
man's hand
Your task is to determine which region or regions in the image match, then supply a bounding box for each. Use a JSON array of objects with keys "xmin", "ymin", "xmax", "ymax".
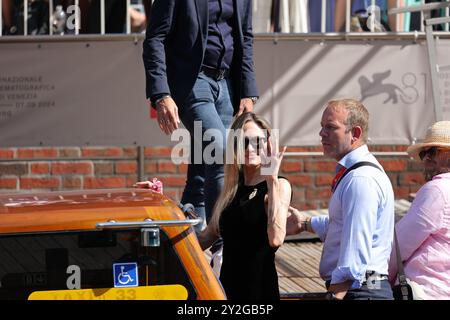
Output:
[
  {"xmin": 286, "ymin": 206, "xmax": 308, "ymax": 235},
  {"xmin": 237, "ymin": 97, "xmax": 255, "ymax": 116},
  {"xmin": 151, "ymin": 96, "xmax": 180, "ymax": 135},
  {"xmin": 327, "ymin": 281, "xmax": 352, "ymax": 300}
]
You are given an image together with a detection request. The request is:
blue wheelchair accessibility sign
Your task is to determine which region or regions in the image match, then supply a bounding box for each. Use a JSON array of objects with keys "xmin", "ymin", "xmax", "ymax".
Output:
[{"xmin": 113, "ymin": 262, "xmax": 139, "ymax": 288}]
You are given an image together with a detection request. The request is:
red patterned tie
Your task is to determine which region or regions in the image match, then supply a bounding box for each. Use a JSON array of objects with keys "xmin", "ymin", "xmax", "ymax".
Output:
[{"xmin": 331, "ymin": 165, "xmax": 347, "ymax": 192}]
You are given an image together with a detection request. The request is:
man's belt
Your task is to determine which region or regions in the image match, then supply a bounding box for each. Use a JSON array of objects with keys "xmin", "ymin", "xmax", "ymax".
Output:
[
  {"xmin": 201, "ymin": 66, "xmax": 229, "ymax": 81},
  {"xmin": 362, "ymin": 270, "xmax": 389, "ymax": 285},
  {"xmin": 325, "ymin": 270, "xmax": 389, "ymax": 288}
]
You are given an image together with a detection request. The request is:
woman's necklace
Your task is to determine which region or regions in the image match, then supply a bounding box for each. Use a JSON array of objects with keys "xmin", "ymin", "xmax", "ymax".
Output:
[
  {"xmin": 240, "ymin": 187, "xmax": 258, "ymax": 206},
  {"xmin": 248, "ymin": 188, "xmax": 258, "ymax": 200}
]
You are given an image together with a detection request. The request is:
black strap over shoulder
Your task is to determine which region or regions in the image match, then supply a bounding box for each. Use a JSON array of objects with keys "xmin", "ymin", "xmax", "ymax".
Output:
[{"xmin": 333, "ymin": 161, "xmax": 382, "ymax": 192}]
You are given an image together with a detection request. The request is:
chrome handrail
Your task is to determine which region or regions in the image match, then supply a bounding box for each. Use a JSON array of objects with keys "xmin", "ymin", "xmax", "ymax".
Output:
[{"xmin": 96, "ymin": 218, "xmax": 202, "ymax": 229}]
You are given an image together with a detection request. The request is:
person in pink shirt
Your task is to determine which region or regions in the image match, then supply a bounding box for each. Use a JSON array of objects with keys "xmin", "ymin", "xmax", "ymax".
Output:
[{"xmin": 389, "ymin": 121, "xmax": 450, "ymax": 300}]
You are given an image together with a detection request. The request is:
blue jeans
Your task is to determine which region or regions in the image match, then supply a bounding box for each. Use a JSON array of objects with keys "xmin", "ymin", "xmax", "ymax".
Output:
[
  {"xmin": 344, "ymin": 280, "xmax": 393, "ymax": 300},
  {"xmin": 179, "ymin": 72, "xmax": 234, "ymax": 231}
]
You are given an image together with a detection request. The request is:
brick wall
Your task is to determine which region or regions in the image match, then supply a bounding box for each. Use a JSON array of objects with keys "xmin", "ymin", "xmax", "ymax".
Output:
[{"xmin": 0, "ymin": 145, "xmax": 424, "ymax": 209}]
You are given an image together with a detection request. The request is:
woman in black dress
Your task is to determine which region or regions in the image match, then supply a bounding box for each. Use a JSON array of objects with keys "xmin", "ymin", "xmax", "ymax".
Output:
[{"xmin": 199, "ymin": 112, "xmax": 292, "ymax": 300}]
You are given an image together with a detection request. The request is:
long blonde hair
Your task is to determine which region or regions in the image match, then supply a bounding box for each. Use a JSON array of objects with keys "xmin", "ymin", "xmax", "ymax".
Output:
[{"xmin": 208, "ymin": 112, "xmax": 272, "ymax": 236}]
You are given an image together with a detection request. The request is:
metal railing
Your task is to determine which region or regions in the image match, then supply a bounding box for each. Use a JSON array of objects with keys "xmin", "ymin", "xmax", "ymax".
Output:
[
  {"xmin": 0, "ymin": 0, "xmax": 134, "ymax": 36},
  {"xmin": 1, "ymin": 0, "xmax": 449, "ymax": 37},
  {"xmin": 259, "ymin": 0, "xmax": 450, "ymax": 33},
  {"xmin": 319, "ymin": 0, "xmax": 449, "ymax": 33},
  {"xmin": 96, "ymin": 218, "xmax": 202, "ymax": 229},
  {"xmin": 389, "ymin": 1, "xmax": 450, "ymax": 122}
]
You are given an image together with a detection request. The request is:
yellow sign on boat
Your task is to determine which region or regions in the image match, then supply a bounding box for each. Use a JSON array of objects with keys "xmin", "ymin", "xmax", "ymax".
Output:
[{"xmin": 28, "ymin": 285, "xmax": 188, "ymax": 300}]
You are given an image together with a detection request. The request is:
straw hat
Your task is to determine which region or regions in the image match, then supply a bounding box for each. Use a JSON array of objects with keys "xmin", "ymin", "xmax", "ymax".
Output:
[{"xmin": 407, "ymin": 121, "xmax": 450, "ymax": 159}]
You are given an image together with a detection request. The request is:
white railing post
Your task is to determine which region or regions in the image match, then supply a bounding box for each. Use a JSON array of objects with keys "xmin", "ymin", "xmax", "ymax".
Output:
[
  {"xmin": 24, "ymin": 0, "xmax": 28, "ymax": 35},
  {"xmin": 420, "ymin": 0, "xmax": 425, "ymax": 32},
  {"xmin": 75, "ymin": 0, "xmax": 80, "ymax": 35},
  {"xmin": 0, "ymin": 0, "xmax": 3, "ymax": 36},
  {"xmin": 49, "ymin": 0, "xmax": 53, "ymax": 35},
  {"xmin": 321, "ymin": 0, "xmax": 326, "ymax": 32},
  {"xmin": 100, "ymin": 0, "xmax": 105, "ymax": 34},
  {"xmin": 281, "ymin": 0, "xmax": 289, "ymax": 33},
  {"xmin": 346, "ymin": 0, "xmax": 351, "ymax": 32},
  {"xmin": 126, "ymin": 0, "xmax": 131, "ymax": 34}
]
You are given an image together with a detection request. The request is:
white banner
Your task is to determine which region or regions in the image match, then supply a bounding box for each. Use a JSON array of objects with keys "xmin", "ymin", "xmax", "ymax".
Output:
[
  {"xmin": 255, "ymin": 38, "xmax": 450, "ymax": 146},
  {"xmin": 0, "ymin": 39, "xmax": 168, "ymax": 147},
  {"xmin": 0, "ymin": 36, "xmax": 449, "ymax": 147}
]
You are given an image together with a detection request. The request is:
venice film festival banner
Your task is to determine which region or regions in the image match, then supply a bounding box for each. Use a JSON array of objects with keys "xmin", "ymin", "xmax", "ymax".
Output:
[{"xmin": 0, "ymin": 36, "xmax": 449, "ymax": 147}]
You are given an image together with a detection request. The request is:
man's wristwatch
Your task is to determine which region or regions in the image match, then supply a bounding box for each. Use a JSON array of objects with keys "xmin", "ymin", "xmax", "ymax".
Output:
[
  {"xmin": 302, "ymin": 218, "xmax": 311, "ymax": 232},
  {"xmin": 302, "ymin": 220, "xmax": 308, "ymax": 232},
  {"xmin": 248, "ymin": 96, "xmax": 258, "ymax": 105},
  {"xmin": 154, "ymin": 94, "xmax": 171, "ymax": 106},
  {"xmin": 151, "ymin": 94, "xmax": 171, "ymax": 108}
]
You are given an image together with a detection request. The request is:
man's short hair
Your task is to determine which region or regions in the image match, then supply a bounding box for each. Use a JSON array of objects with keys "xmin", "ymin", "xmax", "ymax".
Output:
[{"xmin": 327, "ymin": 98, "xmax": 369, "ymax": 143}]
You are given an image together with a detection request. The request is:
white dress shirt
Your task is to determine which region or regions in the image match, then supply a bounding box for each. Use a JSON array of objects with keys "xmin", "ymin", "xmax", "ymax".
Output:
[{"xmin": 311, "ymin": 145, "xmax": 395, "ymax": 289}]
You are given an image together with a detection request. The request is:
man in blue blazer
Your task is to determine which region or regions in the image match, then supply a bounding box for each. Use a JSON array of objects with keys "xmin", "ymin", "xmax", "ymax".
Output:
[{"xmin": 143, "ymin": 0, "xmax": 259, "ymax": 229}]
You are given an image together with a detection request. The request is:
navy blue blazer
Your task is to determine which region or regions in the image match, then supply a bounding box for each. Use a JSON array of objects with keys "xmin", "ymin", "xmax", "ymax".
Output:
[{"xmin": 142, "ymin": 0, "xmax": 259, "ymax": 115}]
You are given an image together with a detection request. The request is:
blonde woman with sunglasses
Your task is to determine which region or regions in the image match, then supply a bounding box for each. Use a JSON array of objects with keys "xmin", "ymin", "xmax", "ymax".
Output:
[{"xmin": 198, "ymin": 112, "xmax": 292, "ymax": 300}]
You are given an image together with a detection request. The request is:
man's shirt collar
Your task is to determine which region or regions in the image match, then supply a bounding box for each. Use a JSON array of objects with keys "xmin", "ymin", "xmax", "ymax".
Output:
[{"xmin": 337, "ymin": 144, "xmax": 370, "ymax": 169}]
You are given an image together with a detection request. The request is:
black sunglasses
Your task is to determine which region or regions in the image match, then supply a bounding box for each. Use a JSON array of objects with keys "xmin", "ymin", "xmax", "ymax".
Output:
[
  {"xmin": 419, "ymin": 147, "xmax": 439, "ymax": 160},
  {"xmin": 243, "ymin": 136, "xmax": 267, "ymax": 151}
]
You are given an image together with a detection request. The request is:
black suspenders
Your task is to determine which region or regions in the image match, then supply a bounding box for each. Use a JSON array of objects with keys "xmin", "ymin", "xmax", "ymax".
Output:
[{"xmin": 333, "ymin": 161, "xmax": 382, "ymax": 192}]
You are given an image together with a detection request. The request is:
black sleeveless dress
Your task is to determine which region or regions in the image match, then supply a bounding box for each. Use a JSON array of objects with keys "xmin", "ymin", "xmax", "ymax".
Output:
[{"xmin": 219, "ymin": 180, "xmax": 281, "ymax": 300}]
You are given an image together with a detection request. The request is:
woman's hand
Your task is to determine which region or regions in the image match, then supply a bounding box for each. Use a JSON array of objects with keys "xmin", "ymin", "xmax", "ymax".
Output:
[
  {"xmin": 260, "ymin": 134, "xmax": 287, "ymax": 180},
  {"xmin": 133, "ymin": 178, "xmax": 163, "ymax": 194}
]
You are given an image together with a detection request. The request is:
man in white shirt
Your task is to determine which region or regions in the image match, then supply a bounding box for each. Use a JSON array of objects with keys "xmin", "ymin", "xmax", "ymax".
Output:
[{"xmin": 287, "ymin": 98, "xmax": 395, "ymax": 300}]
